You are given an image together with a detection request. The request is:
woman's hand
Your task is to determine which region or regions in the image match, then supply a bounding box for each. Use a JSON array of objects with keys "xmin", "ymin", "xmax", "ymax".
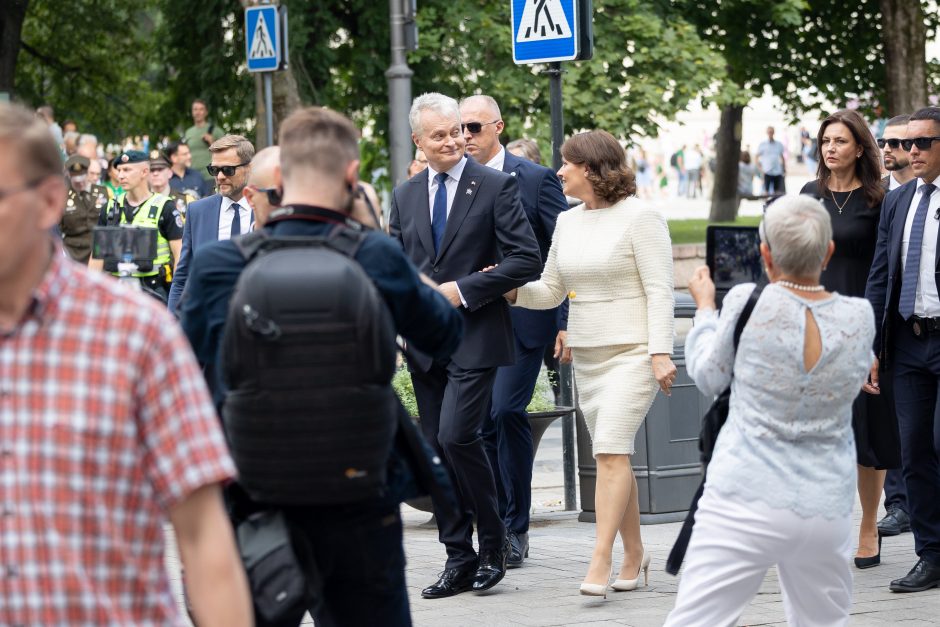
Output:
[
  {"xmin": 504, "ymin": 288, "xmax": 518, "ymax": 303},
  {"xmin": 554, "ymin": 330, "xmax": 572, "ymax": 364},
  {"xmin": 652, "ymin": 353, "xmax": 677, "ymax": 396},
  {"xmin": 688, "ymin": 265, "xmax": 717, "ymax": 311}
]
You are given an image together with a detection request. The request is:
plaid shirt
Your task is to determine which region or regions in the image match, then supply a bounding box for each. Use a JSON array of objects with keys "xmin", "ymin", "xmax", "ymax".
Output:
[{"xmin": 0, "ymin": 250, "xmax": 235, "ymax": 626}]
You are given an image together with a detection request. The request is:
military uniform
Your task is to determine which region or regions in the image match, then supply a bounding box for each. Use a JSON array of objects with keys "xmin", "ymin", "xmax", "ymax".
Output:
[
  {"xmin": 151, "ymin": 150, "xmax": 196, "ymax": 219},
  {"xmin": 60, "ymin": 155, "xmax": 110, "ymax": 263}
]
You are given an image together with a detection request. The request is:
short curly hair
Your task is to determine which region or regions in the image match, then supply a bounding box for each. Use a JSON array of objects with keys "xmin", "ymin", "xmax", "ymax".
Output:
[{"xmin": 561, "ymin": 130, "xmax": 635, "ymax": 203}]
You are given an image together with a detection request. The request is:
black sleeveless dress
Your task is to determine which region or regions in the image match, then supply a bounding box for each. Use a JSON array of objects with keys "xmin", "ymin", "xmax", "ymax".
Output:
[{"xmin": 800, "ymin": 181, "xmax": 901, "ymax": 469}]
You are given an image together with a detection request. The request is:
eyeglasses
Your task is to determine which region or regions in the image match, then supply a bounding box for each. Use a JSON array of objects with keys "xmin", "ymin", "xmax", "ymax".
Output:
[
  {"xmin": 206, "ymin": 162, "xmax": 250, "ymax": 177},
  {"xmin": 461, "ymin": 120, "xmax": 500, "ymax": 134},
  {"xmin": 876, "ymin": 138, "xmax": 904, "ymax": 149},
  {"xmin": 0, "ymin": 177, "xmax": 45, "ymax": 202},
  {"xmin": 900, "ymin": 137, "xmax": 940, "ymax": 151},
  {"xmin": 247, "ymin": 185, "xmax": 281, "ymax": 206}
]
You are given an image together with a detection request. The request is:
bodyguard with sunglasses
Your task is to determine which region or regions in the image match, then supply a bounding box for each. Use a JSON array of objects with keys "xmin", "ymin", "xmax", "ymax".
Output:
[
  {"xmin": 168, "ymin": 134, "xmax": 255, "ymax": 313},
  {"xmin": 866, "ymin": 106, "xmax": 940, "ymax": 593}
]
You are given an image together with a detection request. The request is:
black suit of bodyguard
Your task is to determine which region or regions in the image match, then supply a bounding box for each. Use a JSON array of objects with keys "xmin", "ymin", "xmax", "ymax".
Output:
[{"xmin": 390, "ymin": 94, "xmax": 541, "ymax": 598}]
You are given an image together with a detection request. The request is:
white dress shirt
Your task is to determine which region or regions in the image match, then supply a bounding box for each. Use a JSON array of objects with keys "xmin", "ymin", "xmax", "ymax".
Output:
[
  {"xmin": 426, "ymin": 156, "xmax": 468, "ymax": 222},
  {"xmin": 218, "ymin": 195, "xmax": 251, "ymax": 240},
  {"xmin": 901, "ymin": 176, "xmax": 940, "ymax": 317},
  {"xmin": 483, "ymin": 146, "xmax": 506, "ymax": 172},
  {"xmin": 889, "ymin": 173, "xmax": 905, "ymax": 191}
]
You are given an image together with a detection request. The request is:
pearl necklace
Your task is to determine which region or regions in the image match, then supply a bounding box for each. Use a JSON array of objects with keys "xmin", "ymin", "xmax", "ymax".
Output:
[{"xmin": 777, "ymin": 280, "xmax": 825, "ymax": 292}]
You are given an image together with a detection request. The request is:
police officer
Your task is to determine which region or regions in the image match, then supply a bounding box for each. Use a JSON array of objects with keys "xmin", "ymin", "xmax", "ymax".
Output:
[
  {"xmin": 91, "ymin": 150, "xmax": 183, "ymax": 302},
  {"xmin": 60, "ymin": 154, "xmax": 109, "ymax": 263},
  {"xmin": 149, "ymin": 149, "xmax": 196, "ymax": 219}
]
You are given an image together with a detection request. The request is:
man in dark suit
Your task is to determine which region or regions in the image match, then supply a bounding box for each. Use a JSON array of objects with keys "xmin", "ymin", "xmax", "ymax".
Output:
[
  {"xmin": 866, "ymin": 106, "xmax": 940, "ymax": 593},
  {"xmin": 459, "ymin": 95, "xmax": 569, "ymax": 568},
  {"xmin": 389, "ymin": 92, "xmax": 542, "ymax": 598},
  {"xmin": 876, "ymin": 114, "xmax": 916, "ymax": 537},
  {"xmin": 168, "ymin": 134, "xmax": 254, "ymax": 313}
]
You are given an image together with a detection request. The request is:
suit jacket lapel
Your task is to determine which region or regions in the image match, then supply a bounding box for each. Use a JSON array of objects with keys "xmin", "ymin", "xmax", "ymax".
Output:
[
  {"xmin": 207, "ymin": 195, "xmax": 221, "ymax": 243},
  {"xmin": 502, "ymin": 151, "xmax": 522, "ymax": 178},
  {"xmin": 437, "ymin": 168, "xmax": 482, "ymax": 260},
  {"xmin": 409, "ymin": 172, "xmax": 436, "ymax": 260}
]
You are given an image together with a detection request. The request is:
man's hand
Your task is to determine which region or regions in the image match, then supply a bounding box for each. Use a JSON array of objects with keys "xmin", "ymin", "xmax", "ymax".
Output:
[
  {"xmin": 863, "ymin": 357, "xmax": 880, "ymax": 395},
  {"xmin": 554, "ymin": 330, "xmax": 572, "ymax": 364},
  {"xmin": 201, "ymin": 132, "xmax": 214, "ymax": 146},
  {"xmin": 437, "ymin": 281, "xmax": 463, "ymax": 308}
]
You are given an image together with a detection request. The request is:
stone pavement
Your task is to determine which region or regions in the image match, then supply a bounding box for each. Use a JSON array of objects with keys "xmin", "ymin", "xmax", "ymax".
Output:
[{"xmin": 166, "ymin": 418, "xmax": 940, "ymax": 625}]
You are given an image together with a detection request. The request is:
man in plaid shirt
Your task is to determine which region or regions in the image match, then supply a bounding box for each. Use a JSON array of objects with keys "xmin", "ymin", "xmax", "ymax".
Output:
[{"xmin": 0, "ymin": 102, "xmax": 252, "ymax": 625}]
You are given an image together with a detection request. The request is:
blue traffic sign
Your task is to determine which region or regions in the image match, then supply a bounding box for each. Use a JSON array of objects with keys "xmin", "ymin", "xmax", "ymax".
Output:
[
  {"xmin": 245, "ymin": 5, "xmax": 281, "ymax": 73},
  {"xmin": 511, "ymin": 0, "xmax": 579, "ymax": 64}
]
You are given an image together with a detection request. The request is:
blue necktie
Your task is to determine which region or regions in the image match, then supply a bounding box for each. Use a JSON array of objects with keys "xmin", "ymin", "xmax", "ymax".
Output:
[
  {"xmin": 231, "ymin": 202, "xmax": 242, "ymax": 237},
  {"xmin": 899, "ymin": 183, "xmax": 937, "ymax": 320},
  {"xmin": 431, "ymin": 172, "xmax": 448, "ymax": 255}
]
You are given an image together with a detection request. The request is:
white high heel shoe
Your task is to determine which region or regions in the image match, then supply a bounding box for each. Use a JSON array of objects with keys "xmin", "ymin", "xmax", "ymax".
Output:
[
  {"xmin": 579, "ymin": 565, "xmax": 613, "ymax": 598},
  {"xmin": 611, "ymin": 551, "xmax": 650, "ymax": 591}
]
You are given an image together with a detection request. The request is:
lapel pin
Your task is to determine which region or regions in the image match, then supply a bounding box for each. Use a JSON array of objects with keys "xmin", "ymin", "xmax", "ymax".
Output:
[
  {"xmin": 466, "ymin": 189, "xmax": 473, "ymax": 195},
  {"xmin": 471, "ymin": 181, "xmax": 477, "ymax": 186},
  {"xmin": 511, "ymin": 172, "xmax": 517, "ymax": 177}
]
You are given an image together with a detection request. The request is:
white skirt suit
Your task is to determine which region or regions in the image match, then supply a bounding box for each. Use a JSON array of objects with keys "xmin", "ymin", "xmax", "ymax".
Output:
[{"xmin": 514, "ymin": 197, "xmax": 674, "ymax": 455}]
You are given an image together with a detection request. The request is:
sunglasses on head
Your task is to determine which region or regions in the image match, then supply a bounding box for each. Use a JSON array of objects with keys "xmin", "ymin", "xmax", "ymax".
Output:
[
  {"xmin": 461, "ymin": 120, "xmax": 499, "ymax": 134},
  {"xmin": 900, "ymin": 137, "xmax": 940, "ymax": 151},
  {"xmin": 876, "ymin": 138, "xmax": 904, "ymax": 149},
  {"xmin": 206, "ymin": 162, "xmax": 250, "ymax": 177}
]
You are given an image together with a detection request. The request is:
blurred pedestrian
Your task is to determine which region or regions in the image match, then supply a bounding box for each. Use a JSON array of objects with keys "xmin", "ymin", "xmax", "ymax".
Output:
[
  {"xmin": 666, "ymin": 195, "xmax": 873, "ymax": 626},
  {"xmin": 671, "ymin": 145, "xmax": 686, "ymax": 196},
  {"xmin": 167, "ymin": 140, "xmax": 210, "ymax": 198},
  {"xmin": 105, "ymin": 156, "xmax": 124, "ymax": 200},
  {"xmin": 685, "ymin": 144, "xmax": 704, "ymax": 198},
  {"xmin": 506, "ymin": 130, "xmax": 676, "ymax": 596},
  {"xmin": 76, "ymin": 133, "xmax": 98, "ymax": 160},
  {"xmin": 408, "ymin": 148, "xmax": 429, "ymax": 177},
  {"xmin": 633, "ymin": 147, "xmax": 653, "ymax": 198},
  {"xmin": 757, "ymin": 126, "xmax": 786, "ymax": 194},
  {"xmin": 150, "ymin": 149, "xmax": 195, "ymax": 218},
  {"xmin": 737, "ymin": 151, "xmax": 758, "ymax": 199},
  {"xmin": 60, "ymin": 154, "xmax": 109, "ymax": 263},
  {"xmin": 36, "ymin": 104, "xmax": 63, "ymax": 149},
  {"xmin": 800, "ymin": 109, "xmax": 894, "ymax": 571},
  {"xmin": 183, "ymin": 98, "xmax": 225, "ymax": 184},
  {"xmin": 0, "ymin": 101, "xmax": 251, "ymax": 627},
  {"xmin": 507, "ymin": 137, "xmax": 543, "ymax": 164}
]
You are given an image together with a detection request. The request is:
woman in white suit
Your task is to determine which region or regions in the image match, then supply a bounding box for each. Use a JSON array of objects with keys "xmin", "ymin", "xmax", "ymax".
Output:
[{"xmin": 504, "ymin": 130, "xmax": 677, "ymax": 596}]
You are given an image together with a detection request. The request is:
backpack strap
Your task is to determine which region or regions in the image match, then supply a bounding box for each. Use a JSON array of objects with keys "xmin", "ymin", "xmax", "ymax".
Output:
[
  {"xmin": 231, "ymin": 230, "xmax": 271, "ymax": 262},
  {"xmin": 732, "ymin": 282, "xmax": 764, "ymax": 352},
  {"xmin": 323, "ymin": 224, "xmax": 368, "ymax": 259}
]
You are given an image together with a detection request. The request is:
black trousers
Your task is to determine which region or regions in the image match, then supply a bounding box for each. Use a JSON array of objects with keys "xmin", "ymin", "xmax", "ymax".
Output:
[
  {"xmin": 892, "ymin": 324, "xmax": 940, "ymax": 565},
  {"xmin": 411, "ymin": 361, "xmax": 505, "ymax": 569}
]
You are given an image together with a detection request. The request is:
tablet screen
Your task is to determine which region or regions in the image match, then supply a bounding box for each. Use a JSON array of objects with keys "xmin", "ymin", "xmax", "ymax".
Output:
[{"xmin": 706, "ymin": 226, "xmax": 762, "ymax": 291}]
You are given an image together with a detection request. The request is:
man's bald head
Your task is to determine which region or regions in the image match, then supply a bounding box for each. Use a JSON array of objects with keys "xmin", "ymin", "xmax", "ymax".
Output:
[{"xmin": 244, "ymin": 146, "xmax": 281, "ymax": 227}]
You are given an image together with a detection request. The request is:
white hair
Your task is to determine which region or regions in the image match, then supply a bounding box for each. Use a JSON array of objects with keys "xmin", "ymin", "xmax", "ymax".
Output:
[
  {"xmin": 760, "ymin": 194, "xmax": 832, "ymax": 278},
  {"xmin": 409, "ymin": 92, "xmax": 460, "ymax": 136},
  {"xmin": 77, "ymin": 133, "xmax": 97, "ymax": 147}
]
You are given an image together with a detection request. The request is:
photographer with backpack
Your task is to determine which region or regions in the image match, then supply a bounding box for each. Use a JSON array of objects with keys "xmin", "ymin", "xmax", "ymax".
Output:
[{"xmin": 180, "ymin": 107, "xmax": 463, "ymax": 626}]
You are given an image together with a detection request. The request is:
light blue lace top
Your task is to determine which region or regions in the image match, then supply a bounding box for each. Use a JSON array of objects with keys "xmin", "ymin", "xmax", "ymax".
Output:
[{"xmin": 686, "ymin": 283, "xmax": 875, "ymax": 519}]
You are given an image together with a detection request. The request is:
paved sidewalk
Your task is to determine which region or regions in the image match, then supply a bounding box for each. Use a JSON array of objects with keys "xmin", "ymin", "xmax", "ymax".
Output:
[{"xmin": 401, "ymin": 422, "xmax": 940, "ymax": 626}]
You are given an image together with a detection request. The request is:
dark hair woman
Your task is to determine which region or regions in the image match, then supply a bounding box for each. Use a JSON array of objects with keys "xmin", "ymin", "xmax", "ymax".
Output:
[
  {"xmin": 504, "ymin": 130, "xmax": 676, "ymax": 596},
  {"xmin": 800, "ymin": 108, "xmax": 898, "ymax": 572}
]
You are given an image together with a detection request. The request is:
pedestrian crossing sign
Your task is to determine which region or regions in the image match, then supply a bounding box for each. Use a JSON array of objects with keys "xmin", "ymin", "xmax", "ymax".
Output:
[
  {"xmin": 511, "ymin": 0, "xmax": 579, "ymax": 64},
  {"xmin": 245, "ymin": 5, "xmax": 281, "ymax": 72}
]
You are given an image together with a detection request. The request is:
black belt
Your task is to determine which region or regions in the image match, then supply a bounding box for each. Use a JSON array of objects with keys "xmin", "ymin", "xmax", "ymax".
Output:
[{"xmin": 908, "ymin": 315, "xmax": 940, "ymax": 337}]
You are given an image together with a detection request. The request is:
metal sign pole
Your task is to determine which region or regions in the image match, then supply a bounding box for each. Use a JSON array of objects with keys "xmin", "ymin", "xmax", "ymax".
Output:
[
  {"xmin": 263, "ymin": 72, "xmax": 274, "ymax": 148},
  {"xmin": 547, "ymin": 61, "xmax": 577, "ymax": 512}
]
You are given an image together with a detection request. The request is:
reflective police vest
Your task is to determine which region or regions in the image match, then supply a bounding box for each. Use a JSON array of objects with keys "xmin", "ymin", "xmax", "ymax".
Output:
[{"xmin": 106, "ymin": 193, "xmax": 171, "ymax": 277}]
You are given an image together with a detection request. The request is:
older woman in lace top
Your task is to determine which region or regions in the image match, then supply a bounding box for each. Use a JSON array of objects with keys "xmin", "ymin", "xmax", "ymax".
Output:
[{"xmin": 665, "ymin": 195, "xmax": 875, "ymax": 626}]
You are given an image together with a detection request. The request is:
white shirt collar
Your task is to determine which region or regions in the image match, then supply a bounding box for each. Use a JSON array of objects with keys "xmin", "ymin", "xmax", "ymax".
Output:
[
  {"xmin": 483, "ymin": 146, "xmax": 505, "ymax": 172},
  {"xmin": 220, "ymin": 195, "xmax": 247, "ymax": 212},
  {"xmin": 916, "ymin": 176, "xmax": 940, "ymax": 192},
  {"xmin": 427, "ymin": 154, "xmax": 468, "ymax": 185}
]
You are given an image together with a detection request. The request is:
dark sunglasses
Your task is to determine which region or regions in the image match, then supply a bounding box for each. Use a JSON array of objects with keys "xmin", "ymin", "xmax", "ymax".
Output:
[
  {"xmin": 876, "ymin": 138, "xmax": 904, "ymax": 149},
  {"xmin": 900, "ymin": 136, "xmax": 940, "ymax": 151},
  {"xmin": 206, "ymin": 162, "xmax": 250, "ymax": 177},
  {"xmin": 461, "ymin": 120, "xmax": 499, "ymax": 134},
  {"xmin": 248, "ymin": 185, "xmax": 282, "ymax": 206}
]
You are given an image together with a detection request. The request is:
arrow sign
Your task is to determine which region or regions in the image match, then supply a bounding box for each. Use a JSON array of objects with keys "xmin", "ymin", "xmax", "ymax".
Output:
[{"xmin": 245, "ymin": 5, "xmax": 281, "ymax": 72}]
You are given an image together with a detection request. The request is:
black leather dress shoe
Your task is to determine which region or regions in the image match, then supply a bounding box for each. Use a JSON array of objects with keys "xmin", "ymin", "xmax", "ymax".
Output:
[
  {"xmin": 878, "ymin": 507, "xmax": 911, "ymax": 537},
  {"xmin": 472, "ymin": 538, "xmax": 510, "ymax": 592},
  {"xmin": 421, "ymin": 565, "xmax": 477, "ymax": 599},
  {"xmin": 507, "ymin": 531, "xmax": 529, "ymax": 568},
  {"xmin": 890, "ymin": 558, "xmax": 940, "ymax": 593}
]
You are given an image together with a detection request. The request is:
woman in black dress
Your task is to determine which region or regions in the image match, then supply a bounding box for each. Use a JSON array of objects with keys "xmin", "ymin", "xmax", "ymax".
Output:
[{"xmin": 800, "ymin": 109, "xmax": 898, "ymax": 569}]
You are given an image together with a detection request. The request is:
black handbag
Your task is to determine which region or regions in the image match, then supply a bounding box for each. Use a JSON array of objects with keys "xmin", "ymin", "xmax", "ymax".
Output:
[
  {"xmin": 666, "ymin": 284, "xmax": 763, "ymax": 575},
  {"xmin": 236, "ymin": 509, "xmax": 314, "ymax": 625}
]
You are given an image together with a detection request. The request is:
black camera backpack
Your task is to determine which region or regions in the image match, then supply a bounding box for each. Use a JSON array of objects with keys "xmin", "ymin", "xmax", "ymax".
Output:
[{"xmin": 221, "ymin": 224, "xmax": 398, "ymax": 506}]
